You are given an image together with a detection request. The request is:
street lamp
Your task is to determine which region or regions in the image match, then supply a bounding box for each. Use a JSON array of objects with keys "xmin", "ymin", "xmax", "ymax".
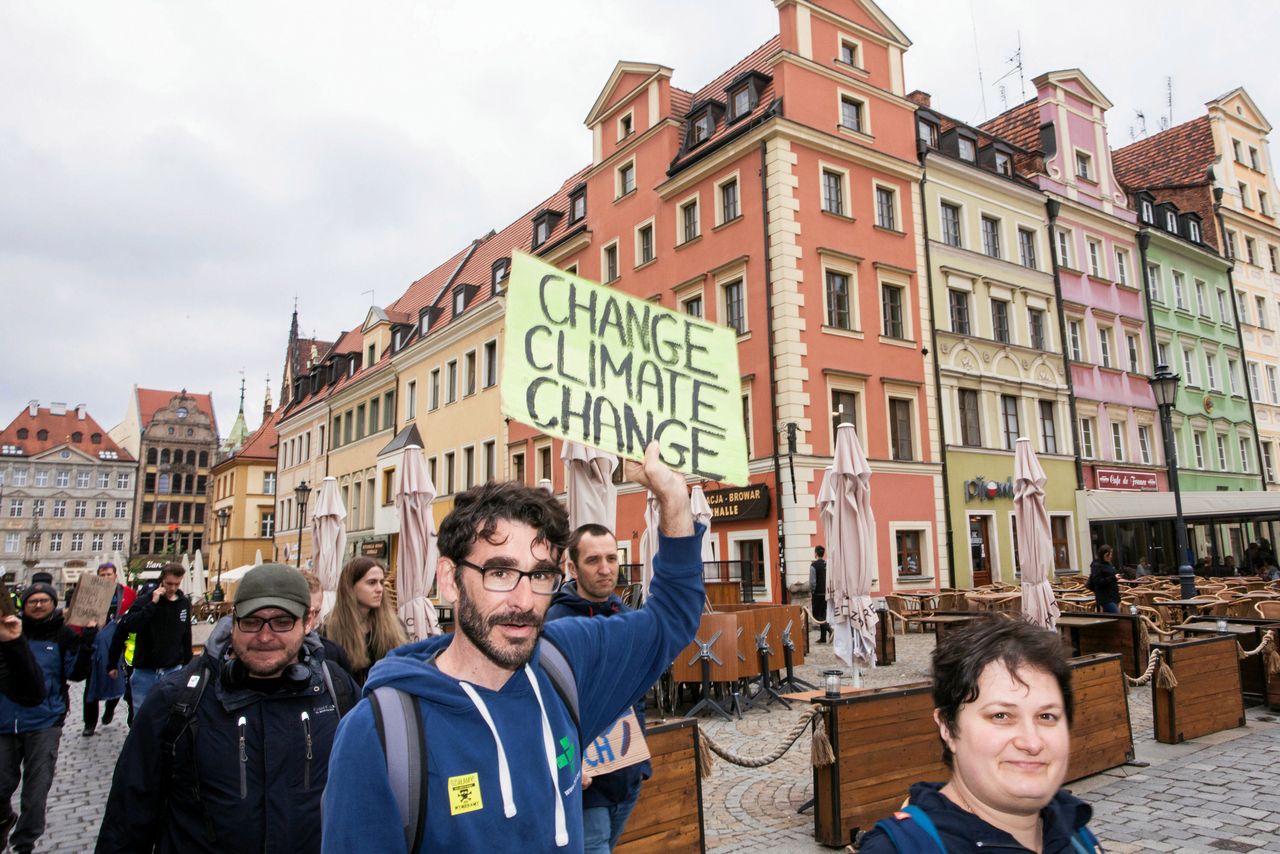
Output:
[
  {"xmin": 1149, "ymin": 365, "xmax": 1196, "ymax": 599},
  {"xmin": 211, "ymin": 506, "xmax": 231, "ymax": 602},
  {"xmin": 294, "ymin": 481, "xmax": 310, "ymax": 568}
]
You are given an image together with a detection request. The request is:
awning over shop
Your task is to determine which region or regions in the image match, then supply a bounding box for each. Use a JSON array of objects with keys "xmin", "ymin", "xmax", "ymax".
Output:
[{"xmin": 1084, "ymin": 489, "xmax": 1280, "ymax": 523}]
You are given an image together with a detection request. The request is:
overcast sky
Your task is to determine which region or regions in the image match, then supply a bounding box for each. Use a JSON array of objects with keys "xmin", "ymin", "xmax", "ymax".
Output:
[{"xmin": 4, "ymin": 1, "xmax": 1278, "ymax": 437}]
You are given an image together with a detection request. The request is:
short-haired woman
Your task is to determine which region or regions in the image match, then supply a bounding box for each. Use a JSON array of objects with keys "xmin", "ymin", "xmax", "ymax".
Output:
[
  {"xmin": 321, "ymin": 557, "xmax": 408, "ymax": 685},
  {"xmin": 859, "ymin": 616, "xmax": 1102, "ymax": 853}
]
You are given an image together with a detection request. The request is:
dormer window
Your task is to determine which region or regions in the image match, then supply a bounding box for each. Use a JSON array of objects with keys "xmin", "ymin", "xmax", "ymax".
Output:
[
  {"xmin": 348, "ymin": 357, "xmax": 357, "ymax": 378},
  {"xmin": 1075, "ymin": 150, "xmax": 1093, "ymax": 181},
  {"xmin": 958, "ymin": 137, "xmax": 976, "ymax": 162},
  {"xmin": 531, "ymin": 208, "xmax": 564, "ymax": 248},
  {"xmin": 726, "ymin": 70, "xmax": 769, "ymax": 123},
  {"xmin": 1165, "ymin": 211, "xmax": 1178, "ymax": 233},
  {"xmin": 1140, "ymin": 199, "xmax": 1154, "ymax": 224},
  {"xmin": 994, "ymin": 151, "xmax": 1012, "ymax": 176},
  {"xmin": 732, "ymin": 87, "xmax": 751, "ymax": 118},
  {"xmin": 492, "ymin": 258, "xmax": 510, "ymax": 289},
  {"xmin": 691, "ymin": 112, "xmax": 714, "ymax": 144},
  {"xmin": 1187, "ymin": 219, "xmax": 1202, "ymax": 243},
  {"xmin": 393, "ymin": 328, "xmax": 403, "ymax": 351},
  {"xmin": 917, "ymin": 119, "xmax": 938, "ymax": 148},
  {"xmin": 568, "ymin": 186, "xmax": 586, "ymax": 222},
  {"xmin": 453, "ymin": 288, "xmax": 467, "ymax": 317}
]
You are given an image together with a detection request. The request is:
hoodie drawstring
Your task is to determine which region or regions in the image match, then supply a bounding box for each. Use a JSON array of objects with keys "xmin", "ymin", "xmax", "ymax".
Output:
[
  {"xmin": 458, "ymin": 682, "xmax": 517, "ymax": 819},
  {"xmin": 524, "ymin": 664, "xmax": 569, "ymax": 848}
]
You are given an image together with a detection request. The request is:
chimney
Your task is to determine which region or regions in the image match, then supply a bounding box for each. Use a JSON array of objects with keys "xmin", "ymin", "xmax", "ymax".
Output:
[
  {"xmin": 27, "ymin": 400, "xmax": 38, "ymax": 416},
  {"xmin": 75, "ymin": 403, "xmax": 87, "ymax": 420},
  {"xmin": 49, "ymin": 402, "xmax": 66, "ymax": 416},
  {"xmin": 907, "ymin": 90, "xmax": 932, "ymax": 108}
]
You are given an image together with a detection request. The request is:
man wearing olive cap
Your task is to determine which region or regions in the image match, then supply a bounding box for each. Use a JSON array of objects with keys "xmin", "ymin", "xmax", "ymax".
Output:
[{"xmin": 96, "ymin": 564, "xmax": 358, "ymax": 854}]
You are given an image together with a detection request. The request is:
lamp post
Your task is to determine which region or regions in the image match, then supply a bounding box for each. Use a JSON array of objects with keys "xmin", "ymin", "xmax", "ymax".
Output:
[
  {"xmin": 21, "ymin": 521, "xmax": 40, "ymax": 588},
  {"xmin": 211, "ymin": 506, "xmax": 231, "ymax": 602},
  {"xmin": 1150, "ymin": 365, "xmax": 1196, "ymax": 599},
  {"xmin": 294, "ymin": 480, "xmax": 310, "ymax": 568}
]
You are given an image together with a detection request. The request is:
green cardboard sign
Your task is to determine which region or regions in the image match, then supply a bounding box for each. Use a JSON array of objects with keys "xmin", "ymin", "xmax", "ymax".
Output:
[{"xmin": 502, "ymin": 251, "xmax": 749, "ymax": 485}]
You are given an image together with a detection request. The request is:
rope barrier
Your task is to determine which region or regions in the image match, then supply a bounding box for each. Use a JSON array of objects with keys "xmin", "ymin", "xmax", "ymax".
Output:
[
  {"xmin": 1237, "ymin": 629, "xmax": 1280, "ymax": 678},
  {"xmin": 802, "ymin": 606, "xmax": 830, "ymax": 628},
  {"xmin": 695, "ymin": 705, "xmax": 835, "ymax": 777},
  {"xmin": 1125, "ymin": 648, "xmax": 1178, "ymax": 689}
]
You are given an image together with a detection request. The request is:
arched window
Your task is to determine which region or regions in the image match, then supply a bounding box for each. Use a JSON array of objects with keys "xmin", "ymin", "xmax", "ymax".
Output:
[
  {"xmin": 91, "ymin": 433, "xmax": 102, "ymax": 444},
  {"xmin": 158, "ymin": 474, "xmax": 170, "ymax": 494},
  {"xmin": 198, "ymin": 451, "xmax": 209, "ymax": 468},
  {"xmin": 71, "ymin": 432, "xmax": 83, "ymax": 443},
  {"xmin": 146, "ymin": 448, "xmax": 157, "ymax": 465},
  {"xmin": 186, "ymin": 450, "xmax": 196, "ymax": 466},
  {"xmin": 36, "ymin": 430, "xmax": 48, "ymax": 441},
  {"xmin": 15, "ymin": 429, "xmax": 27, "ymax": 439},
  {"xmin": 160, "ymin": 449, "xmax": 171, "ymax": 465}
]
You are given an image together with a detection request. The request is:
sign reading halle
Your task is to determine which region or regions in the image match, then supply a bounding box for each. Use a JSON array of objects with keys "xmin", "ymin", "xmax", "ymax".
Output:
[{"xmin": 502, "ymin": 252, "xmax": 750, "ymax": 485}]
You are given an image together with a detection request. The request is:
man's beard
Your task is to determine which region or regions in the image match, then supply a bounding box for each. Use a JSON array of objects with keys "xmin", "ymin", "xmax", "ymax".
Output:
[{"xmin": 455, "ymin": 581, "xmax": 544, "ymax": 670}]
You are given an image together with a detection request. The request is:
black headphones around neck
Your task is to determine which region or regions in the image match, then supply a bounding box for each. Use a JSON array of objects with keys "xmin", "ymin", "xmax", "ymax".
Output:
[{"xmin": 220, "ymin": 649, "xmax": 313, "ymax": 692}]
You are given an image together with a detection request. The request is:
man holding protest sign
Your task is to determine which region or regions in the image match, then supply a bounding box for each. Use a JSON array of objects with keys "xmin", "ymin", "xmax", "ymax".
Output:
[
  {"xmin": 321, "ymin": 442, "xmax": 703, "ymax": 852},
  {"xmin": 546, "ymin": 523, "xmax": 650, "ymax": 852}
]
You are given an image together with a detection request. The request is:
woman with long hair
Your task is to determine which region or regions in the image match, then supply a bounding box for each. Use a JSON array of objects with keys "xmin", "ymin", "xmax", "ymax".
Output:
[{"xmin": 322, "ymin": 557, "xmax": 407, "ymax": 684}]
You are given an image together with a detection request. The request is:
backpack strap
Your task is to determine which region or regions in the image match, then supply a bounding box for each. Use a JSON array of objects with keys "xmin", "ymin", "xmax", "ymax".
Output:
[
  {"xmin": 872, "ymin": 805, "xmax": 948, "ymax": 854},
  {"xmin": 536, "ymin": 636, "xmax": 579, "ymax": 731},
  {"xmin": 159, "ymin": 658, "xmax": 218, "ymax": 843},
  {"xmin": 320, "ymin": 660, "xmax": 356, "ymax": 718},
  {"xmin": 1072, "ymin": 826, "xmax": 1102, "ymax": 853},
  {"xmin": 370, "ymin": 685, "xmax": 428, "ymax": 853}
]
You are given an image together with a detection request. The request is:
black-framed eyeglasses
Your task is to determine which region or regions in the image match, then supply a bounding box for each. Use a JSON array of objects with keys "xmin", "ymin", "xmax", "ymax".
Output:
[
  {"xmin": 456, "ymin": 559, "xmax": 563, "ymax": 595},
  {"xmin": 235, "ymin": 615, "xmax": 299, "ymax": 634}
]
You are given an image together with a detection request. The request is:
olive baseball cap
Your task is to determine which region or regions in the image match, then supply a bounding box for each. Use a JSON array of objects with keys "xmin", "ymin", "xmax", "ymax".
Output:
[{"xmin": 234, "ymin": 563, "xmax": 310, "ymax": 619}]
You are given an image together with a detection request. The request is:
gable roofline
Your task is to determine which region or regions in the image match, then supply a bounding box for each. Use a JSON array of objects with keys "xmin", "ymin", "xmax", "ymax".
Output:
[
  {"xmin": 584, "ymin": 61, "xmax": 672, "ymax": 127},
  {"xmin": 1033, "ymin": 68, "xmax": 1113, "ymax": 111},
  {"xmin": 361, "ymin": 306, "xmax": 391, "ymax": 332},
  {"xmin": 777, "ymin": 0, "xmax": 910, "ymax": 49},
  {"xmin": 1207, "ymin": 86, "xmax": 1273, "ymax": 134}
]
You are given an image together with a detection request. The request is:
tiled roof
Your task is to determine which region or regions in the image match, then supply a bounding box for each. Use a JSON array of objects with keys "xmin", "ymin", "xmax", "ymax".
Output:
[
  {"xmin": 233, "ymin": 407, "xmax": 280, "ymax": 462},
  {"xmin": 0, "ymin": 405, "xmax": 134, "ymax": 461},
  {"xmin": 1111, "ymin": 116, "xmax": 1215, "ymax": 191},
  {"xmin": 978, "ymin": 98, "xmax": 1041, "ymax": 154},
  {"xmin": 670, "ymin": 87, "xmax": 693, "ymax": 120},
  {"xmin": 670, "ymin": 36, "xmax": 783, "ymax": 172},
  {"xmin": 137, "ymin": 388, "xmax": 217, "ymax": 433},
  {"xmin": 296, "ymin": 337, "xmax": 334, "ymax": 370}
]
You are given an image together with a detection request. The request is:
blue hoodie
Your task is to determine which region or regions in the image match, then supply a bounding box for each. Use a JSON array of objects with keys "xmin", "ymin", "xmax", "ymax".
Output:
[{"xmin": 321, "ymin": 525, "xmax": 704, "ymax": 853}]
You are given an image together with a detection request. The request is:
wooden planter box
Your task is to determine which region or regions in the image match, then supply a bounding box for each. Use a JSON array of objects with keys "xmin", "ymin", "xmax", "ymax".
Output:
[
  {"xmin": 1059, "ymin": 610, "xmax": 1145, "ymax": 678},
  {"xmin": 1065, "ymin": 653, "xmax": 1134, "ymax": 781},
  {"xmin": 1151, "ymin": 635, "xmax": 1246, "ymax": 744},
  {"xmin": 615, "ymin": 717, "xmax": 706, "ymax": 853},
  {"xmin": 1180, "ymin": 616, "xmax": 1280, "ymax": 704},
  {"xmin": 812, "ymin": 682, "xmax": 945, "ymax": 848}
]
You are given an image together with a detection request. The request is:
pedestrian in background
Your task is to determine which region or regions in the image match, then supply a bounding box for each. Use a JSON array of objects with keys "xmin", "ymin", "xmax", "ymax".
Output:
[
  {"xmin": 859, "ymin": 616, "xmax": 1101, "ymax": 853},
  {"xmin": 0, "ymin": 582, "xmax": 93, "ymax": 853},
  {"xmin": 111, "ymin": 564, "xmax": 192, "ymax": 713},
  {"xmin": 298, "ymin": 569, "xmax": 352, "ymax": 676},
  {"xmin": 82, "ymin": 562, "xmax": 134, "ymax": 737},
  {"xmin": 547, "ymin": 523, "xmax": 651, "ymax": 852},
  {"xmin": 320, "ymin": 557, "xmax": 406, "ymax": 685},
  {"xmin": 1087, "ymin": 545, "xmax": 1120, "ymax": 614},
  {"xmin": 809, "ymin": 545, "xmax": 830, "ymax": 643},
  {"xmin": 96, "ymin": 564, "xmax": 358, "ymax": 854}
]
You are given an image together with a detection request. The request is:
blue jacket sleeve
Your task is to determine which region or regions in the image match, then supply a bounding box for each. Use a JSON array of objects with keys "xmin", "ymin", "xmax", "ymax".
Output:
[
  {"xmin": 542, "ymin": 525, "xmax": 705, "ymax": 744},
  {"xmin": 322, "ymin": 698, "xmax": 407, "ymax": 854}
]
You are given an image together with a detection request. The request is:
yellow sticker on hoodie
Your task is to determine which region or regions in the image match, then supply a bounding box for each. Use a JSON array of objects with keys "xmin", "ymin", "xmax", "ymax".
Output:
[{"xmin": 448, "ymin": 773, "xmax": 483, "ymax": 815}]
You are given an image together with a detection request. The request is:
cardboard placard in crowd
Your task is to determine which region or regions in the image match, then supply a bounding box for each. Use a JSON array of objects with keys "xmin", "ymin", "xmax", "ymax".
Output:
[
  {"xmin": 582, "ymin": 709, "xmax": 651, "ymax": 776},
  {"xmin": 66, "ymin": 572, "xmax": 116, "ymax": 627}
]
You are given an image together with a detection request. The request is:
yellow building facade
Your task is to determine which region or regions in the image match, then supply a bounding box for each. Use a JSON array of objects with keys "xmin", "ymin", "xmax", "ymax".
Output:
[{"xmin": 209, "ymin": 409, "xmax": 279, "ymax": 590}]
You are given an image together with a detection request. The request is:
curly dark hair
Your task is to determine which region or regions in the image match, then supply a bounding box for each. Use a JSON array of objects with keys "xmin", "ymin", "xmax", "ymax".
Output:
[
  {"xmin": 931, "ymin": 615, "xmax": 1074, "ymax": 768},
  {"xmin": 437, "ymin": 480, "xmax": 570, "ymax": 567}
]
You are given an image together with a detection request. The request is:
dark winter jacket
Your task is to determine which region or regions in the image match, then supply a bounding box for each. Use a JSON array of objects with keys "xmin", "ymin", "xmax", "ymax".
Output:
[
  {"xmin": 0, "ymin": 610, "xmax": 91, "ymax": 732},
  {"xmin": 858, "ymin": 781, "xmax": 1097, "ymax": 853},
  {"xmin": 546, "ymin": 580, "xmax": 652, "ymax": 810},
  {"xmin": 1087, "ymin": 558, "xmax": 1120, "ymax": 608},
  {"xmin": 114, "ymin": 587, "xmax": 192, "ymax": 670},
  {"xmin": 95, "ymin": 618, "xmax": 359, "ymax": 854},
  {"xmin": 0, "ymin": 635, "xmax": 47, "ymax": 709}
]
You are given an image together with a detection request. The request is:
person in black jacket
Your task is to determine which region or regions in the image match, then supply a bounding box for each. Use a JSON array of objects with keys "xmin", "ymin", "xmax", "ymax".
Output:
[
  {"xmin": 809, "ymin": 545, "xmax": 830, "ymax": 643},
  {"xmin": 0, "ymin": 615, "xmax": 46, "ymax": 709},
  {"xmin": 545, "ymin": 523, "xmax": 651, "ymax": 853},
  {"xmin": 1087, "ymin": 545, "xmax": 1121, "ymax": 614},
  {"xmin": 96, "ymin": 563, "xmax": 358, "ymax": 854},
  {"xmin": 859, "ymin": 617, "xmax": 1100, "ymax": 853},
  {"xmin": 111, "ymin": 564, "xmax": 192, "ymax": 714},
  {"xmin": 0, "ymin": 583, "xmax": 93, "ymax": 854}
]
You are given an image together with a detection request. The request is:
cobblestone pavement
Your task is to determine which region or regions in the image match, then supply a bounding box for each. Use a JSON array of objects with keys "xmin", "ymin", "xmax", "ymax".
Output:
[{"xmin": 23, "ymin": 626, "xmax": 1280, "ymax": 852}]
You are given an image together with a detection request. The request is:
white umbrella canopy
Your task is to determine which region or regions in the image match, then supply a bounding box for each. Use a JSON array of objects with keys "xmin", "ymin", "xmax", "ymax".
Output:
[
  {"xmin": 638, "ymin": 491, "xmax": 660, "ymax": 596},
  {"xmin": 819, "ymin": 423, "xmax": 878, "ymax": 674},
  {"xmin": 1014, "ymin": 438, "xmax": 1061, "ymax": 630},
  {"xmin": 562, "ymin": 441, "xmax": 618, "ymax": 532},
  {"xmin": 396, "ymin": 445, "xmax": 441, "ymax": 641},
  {"xmin": 179, "ymin": 553, "xmax": 194, "ymax": 599},
  {"xmin": 190, "ymin": 550, "xmax": 207, "ymax": 603},
  {"xmin": 311, "ymin": 477, "xmax": 347, "ymax": 622},
  {"xmin": 254, "ymin": 548, "xmax": 264, "ymax": 566},
  {"xmin": 690, "ymin": 484, "xmax": 716, "ymax": 565}
]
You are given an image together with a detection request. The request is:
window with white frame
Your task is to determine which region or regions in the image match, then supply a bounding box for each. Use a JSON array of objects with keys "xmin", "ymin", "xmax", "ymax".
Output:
[
  {"xmin": 1237, "ymin": 289, "xmax": 1249, "ymax": 324},
  {"xmin": 875, "ymin": 185, "xmax": 897, "ymax": 230},
  {"xmin": 839, "ymin": 37, "xmax": 859, "ymax": 67},
  {"xmin": 1029, "ymin": 308, "xmax": 1047, "ymax": 350},
  {"xmin": 958, "ymin": 137, "xmax": 976, "ymax": 162},
  {"xmin": 679, "ymin": 198, "xmax": 699, "ymax": 244},
  {"xmin": 1079, "ymin": 418, "xmax": 1095, "ymax": 458},
  {"xmin": 941, "ymin": 203, "xmax": 962, "ymax": 247},
  {"xmin": 1188, "ymin": 219, "xmax": 1202, "ymax": 243},
  {"xmin": 1268, "ymin": 365, "xmax": 1280, "ymax": 404},
  {"xmin": 1240, "ymin": 437, "xmax": 1253, "ymax": 473},
  {"xmin": 822, "ymin": 168, "xmax": 846, "ymax": 215},
  {"xmin": 1218, "ymin": 289, "xmax": 1231, "ymax": 324},
  {"xmin": 1127, "ymin": 334, "xmax": 1140, "ymax": 373},
  {"xmin": 1172, "ymin": 271, "xmax": 1187, "ymax": 310},
  {"xmin": 1067, "ymin": 320, "xmax": 1082, "ymax": 361},
  {"xmin": 717, "ymin": 175, "xmax": 740, "ymax": 224},
  {"xmin": 636, "ymin": 221, "xmax": 655, "ymax": 265},
  {"xmin": 1075, "ymin": 150, "xmax": 1093, "ymax": 180},
  {"xmin": 602, "ymin": 242, "xmax": 619, "ymax": 282},
  {"xmin": 1138, "ymin": 425, "xmax": 1153, "ymax": 464},
  {"xmin": 1000, "ymin": 395, "xmax": 1020, "ymax": 450},
  {"xmin": 949, "ymin": 290, "xmax": 971, "ymax": 335},
  {"xmin": 991, "ymin": 299, "xmax": 1010, "ymax": 344},
  {"xmin": 1195, "ymin": 280, "xmax": 1208, "ymax": 316},
  {"xmin": 1263, "ymin": 442, "xmax": 1276, "ymax": 482},
  {"xmin": 881, "ymin": 283, "xmax": 905, "ymax": 339},
  {"xmin": 1056, "ymin": 229, "xmax": 1073, "ymax": 268},
  {"xmin": 1228, "ymin": 359, "xmax": 1241, "ymax": 395},
  {"xmin": 1039, "ymin": 401, "xmax": 1057, "ymax": 454},
  {"xmin": 1194, "ymin": 432, "xmax": 1206, "ymax": 468},
  {"xmin": 723, "ymin": 279, "xmax": 746, "ymax": 335},
  {"xmin": 1206, "ymin": 353, "xmax": 1219, "ymax": 390},
  {"xmin": 1111, "ymin": 422, "xmax": 1125, "ymax": 461},
  {"xmin": 617, "ymin": 161, "xmax": 635, "ymax": 197},
  {"xmin": 1018, "ymin": 228, "xmax": 1037, "ymax": 268},
  {"xmin": 1248, "ymin": 237, "xmax": 1259, "ymax": 266},
  {"xmin": 1257, "ymin": 296, "xmax": 1269, "ymax": 329},
  {"xmin": 982, "ymin": 216, "xmax": 1001, "ymax": 258},
  {"xmin": 1098, "ymin": 327, "xmax": 1113, "ymax": 368},
  {"xmin": 826, "ymin": 271, "xmax": 852, "ymax": 329},
  {"xmin": 1086, "ymin": 238, "xmax": 1103, "ymax": 277},
  {"xmin": 889, "ymin": 397, "xmax": 915, "ymax": 461},
  {"xmin": 1183, "ymin": 348, "xmax": 1198, "ymax": 386},
  {"xmin": 839, "ymin": 96, "xmax": 864, "ymax": 133},
  {"xmin": 1249, "ymin": 361, "xmax": 1262, "ymax": 397},
  {"xmin": 1156, "ymin": 341, "xmax": 1170, "ymax": 370},
  {"xmin": 1216, "ymin": 434, "xmax": 1228, "ymax": 469},
  {"xmin": 1114, "ymin": 248, "xmax": 1130, "ymax": 286},
  {"xmin": 958, "ymin": 389, "xmax": 981, "ymax": 447},
  {"xmin": 1145, "ymin": 263, "xmax": 1162, "ymax": 303}
]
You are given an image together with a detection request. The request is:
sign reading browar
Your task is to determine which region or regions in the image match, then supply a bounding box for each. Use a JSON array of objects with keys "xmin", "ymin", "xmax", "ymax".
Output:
[{"xmin": 502, "ymin": 252, "xmax": 750, "ymax": 485}]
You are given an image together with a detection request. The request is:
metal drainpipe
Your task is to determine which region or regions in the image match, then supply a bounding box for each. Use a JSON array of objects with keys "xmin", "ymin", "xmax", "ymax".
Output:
[
  {"xmin": 759, "ymin": 139, "xmax": 789, "ymax": 603},
  {"xmin": 915, "ymin": 142, "xmax": 955, "ymax": 587},
  {"xmin": 1212, "ymin": 197, "xmax": 1269, "ymax": 489},
  {"xmin": 1045, "ymin": 199, "xmax": 1085, "ymax": 490}
]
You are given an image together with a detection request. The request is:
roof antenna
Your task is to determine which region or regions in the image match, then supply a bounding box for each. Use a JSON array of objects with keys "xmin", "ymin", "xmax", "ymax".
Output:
[
  {"xmin": 993, "ymin": 32, "xmax": 1026, "ymax": 111},
  {"xmin": 1165, "ymin": 76, "xmax": 1174, "ymax": 130},
  {"xmin": 1134, "ymin": 109, "xmax": 1148, "ymax": 139},
  {"xmin": 968, "ymin": 0, "xmax": 988, "ymax": 119},
  {"xmin": 362, "ymin": 289, "xmax": 375, "ymax": 307}
]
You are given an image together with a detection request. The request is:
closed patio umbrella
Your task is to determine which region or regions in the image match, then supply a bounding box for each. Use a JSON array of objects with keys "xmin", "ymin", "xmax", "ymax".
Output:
[
  {"xmin": 311, "ymin": 477, "xmax": 346, "ymax": 621},
  {"xmin": 690, "ymin": 483, "xmax": 716, "ymax": 566},
  {"xmin": 819, "ymin": 423, "xmax": 878, "ymax": 677},
  {"xmin": 396, "ymin": 445, "xmax": 441, "ymax": 641},
  {"xmin": 190, "ymin": 550, "xmax": 207, "ymax": 603},
  {"xmin": 638, "ymin": 491, "xmax": 660, "ymax": 596},
  {"xmin": 1014, "ymin": 438, "xmax": 1060, "ymax": 630},
  {"xmin": 562, "ymin": 441, "xmax": 618, "ymax": 532}
]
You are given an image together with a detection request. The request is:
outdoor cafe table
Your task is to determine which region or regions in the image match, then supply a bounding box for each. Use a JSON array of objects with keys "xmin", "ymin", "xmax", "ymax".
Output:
[
  {"xmin": 1056, "ymin": 614, "xmax": 1117, "ymax": 657},
  {"xmin": 1158, "ymin": 598, "xmax": 1214, "ymax": 623},
  {"xmin": 915, "ymin": 613, "xmax": 976, "ymax": 642}
]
